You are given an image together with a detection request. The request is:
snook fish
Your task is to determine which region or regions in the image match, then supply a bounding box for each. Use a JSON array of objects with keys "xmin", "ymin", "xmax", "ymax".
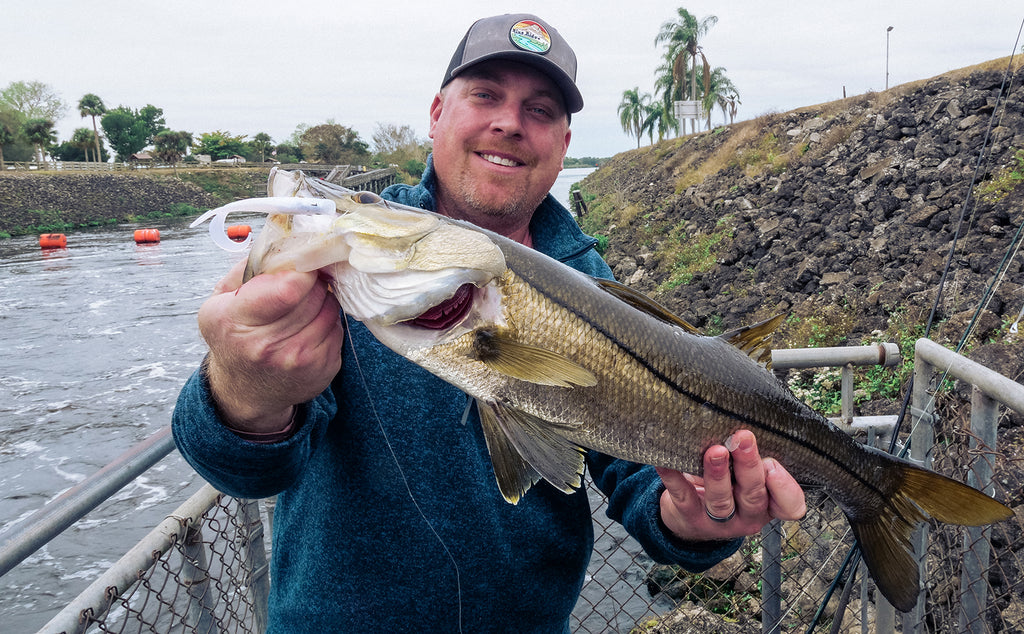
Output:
[{"xmin": 192, "ymin": 168, "xmax": 1012, "ymax": 612}]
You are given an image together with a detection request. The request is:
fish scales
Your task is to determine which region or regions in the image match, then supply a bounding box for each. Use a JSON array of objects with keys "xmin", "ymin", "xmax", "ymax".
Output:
[
  {"xmin": 492, "ymin": 239, "xmax": 901, "ymax": 511},
  {"xmin": 192, "ymin": 168, "xmax": 1014, "ymax": 613}
]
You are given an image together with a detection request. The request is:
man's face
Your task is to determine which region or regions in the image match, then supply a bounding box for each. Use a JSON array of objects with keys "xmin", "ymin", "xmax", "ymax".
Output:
[{"xmin": 428, "ymin": 60, "xmax": 572, "ymax": 235}]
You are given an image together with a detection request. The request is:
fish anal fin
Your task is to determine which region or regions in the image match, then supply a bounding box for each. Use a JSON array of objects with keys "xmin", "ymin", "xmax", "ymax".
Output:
[
  {"xmin": 477, "ymin": 399, "xmax": 586, "ymax": 504},
  {"xmin": 847, "ymin": 462, "xmax": 1012, "ymax": 612},
  {"xmin": 595, "ymin": 278, "xmax": 701, "ymax": 334},
  {"xmin": 719, "ymin": 314, "xmax": 787, "ymax": 369},
  {"xmin": 471, "ymin": 329, "xmax": 597, "ymax": 388}
]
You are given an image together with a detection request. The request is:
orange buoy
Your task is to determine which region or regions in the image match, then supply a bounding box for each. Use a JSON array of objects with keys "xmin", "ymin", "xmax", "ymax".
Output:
[
  {"xmin": 39, "ymin": 233, "xmax": 68, "ymax": 249},
  {"xmin": 134, "ymin": 229, "xmax": 161, "ymax": 244},
  {"xmin": 226, "ymin": 224, "xmax": 252, "ymax": 241}
]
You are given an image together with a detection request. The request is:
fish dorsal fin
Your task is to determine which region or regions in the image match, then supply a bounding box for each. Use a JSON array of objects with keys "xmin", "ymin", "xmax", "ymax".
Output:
[
  {"xmin": 476, "ymin": 399, "xmax": 585, "ymax": 504},
  {"xmin": 595, "ymin": 278, "xmax": 701, "ymax": 334},
  {"xmin": 718, "ymin": 314, "xmax": 787, "ymax": 369},
  {"xmin": 471, "ymin": 329, "xmax": 597, "ymax": 388}
]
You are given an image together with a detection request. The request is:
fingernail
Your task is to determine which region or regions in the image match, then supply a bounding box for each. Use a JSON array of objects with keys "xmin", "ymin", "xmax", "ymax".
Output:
[{"xmin": 723, "ymin": 434, "xmax": 739, "ymax": 452}]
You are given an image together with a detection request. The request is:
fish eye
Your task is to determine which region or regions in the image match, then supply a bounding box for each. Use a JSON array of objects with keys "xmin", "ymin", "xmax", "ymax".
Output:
[{"xmin": 352, "ymin": 191, "xmax": 382, "ymax": 204}]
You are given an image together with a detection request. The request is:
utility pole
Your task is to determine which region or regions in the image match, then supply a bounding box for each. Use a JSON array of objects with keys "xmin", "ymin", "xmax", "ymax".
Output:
[{"xmin": 886, "ymin": 26, "xmax": 894, "ymax": 89}]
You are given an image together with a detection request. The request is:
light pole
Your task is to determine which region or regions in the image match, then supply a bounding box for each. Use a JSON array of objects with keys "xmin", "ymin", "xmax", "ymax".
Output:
[{"xmin": 886, "ymin": 26, "xmax": 894, "ymax": 90}]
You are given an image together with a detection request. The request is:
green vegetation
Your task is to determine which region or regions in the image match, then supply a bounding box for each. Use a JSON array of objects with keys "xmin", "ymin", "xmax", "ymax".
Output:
[
  {"xmin": 618, "ymin": 7, "xmax": 740, "ymax": 147},
  {"xmin": 656, "ymin": 218, "xmax": 733, "ymax": 292},
  {"xmin": 975, "ymin": 148, "xmax": 1024, "ymax": 203}
]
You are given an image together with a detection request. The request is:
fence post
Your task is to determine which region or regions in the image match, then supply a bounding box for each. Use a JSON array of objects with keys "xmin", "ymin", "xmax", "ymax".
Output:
[
  {"xmin": 958, "ymin": 386, "xmax": 999, "ymax": 633},
  {"xmin": 239, "ymin": 498, "xmax": 271, "ymax": 633},
  {"xmin": 760, "ymin": 519, "xmax": 783, "ymax": 634},
  {"xmin": 181, "ymin": 520, "xmax": 219, "ymax": 632},
  {"xmin": 902, "ymin": 350, "xmax": 938, "ymax": 633}
]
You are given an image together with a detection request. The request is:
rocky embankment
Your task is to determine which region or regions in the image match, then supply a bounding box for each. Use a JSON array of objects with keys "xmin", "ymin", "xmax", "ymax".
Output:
[
  {"xmin": 0, "ymin": 170, "xmax": 262, "ymax": 236},
  {"xmin": 581, "ymin": 58, "xmax": 1024, "ymax": 631},
  {"xmin": 581, "ymin": 58, "xmax": 1024, "ymax": 392}
]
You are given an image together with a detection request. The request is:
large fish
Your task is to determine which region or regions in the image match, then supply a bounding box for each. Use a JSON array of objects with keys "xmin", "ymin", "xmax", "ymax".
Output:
[{"xmin": 192, "ymin": 168, "xmax": 1012, "ymax": 612}]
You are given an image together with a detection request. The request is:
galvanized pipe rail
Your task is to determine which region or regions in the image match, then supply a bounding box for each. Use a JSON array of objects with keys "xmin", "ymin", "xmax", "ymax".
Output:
[
  {"xmin": 761, "ymin": 343, "xmax": 902, "ymax": 634},
  {"xmin": 0, "ymin": 426, "xmax": 177, "ymax": 578},
  {"xmin": 894, "ymin": 338, "xmax": 1024, "ymax": 634}
]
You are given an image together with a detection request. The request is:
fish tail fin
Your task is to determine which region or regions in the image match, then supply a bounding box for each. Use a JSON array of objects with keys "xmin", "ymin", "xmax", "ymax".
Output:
[{"xmin": 849, "ymin": 463, "xmax": 1013, "ymax": 612}]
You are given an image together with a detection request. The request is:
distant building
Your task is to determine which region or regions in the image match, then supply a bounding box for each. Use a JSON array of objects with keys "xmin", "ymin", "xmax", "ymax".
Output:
[
  {"xmin": 214, "ymin": 155, "xmax": 246, "ymax": 164},
  {"xmin": 129, "ymin": 151, "xmax": 153, "ymax": 162}
]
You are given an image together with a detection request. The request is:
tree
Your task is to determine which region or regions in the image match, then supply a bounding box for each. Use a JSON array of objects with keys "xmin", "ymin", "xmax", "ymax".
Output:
[
  {"xmin": 101, "ymin": 108, "xmax": 149, "ymax": 161},
  {"xmin": 299, "ymin": 123, "xmax": 370, "ymax": 165},
  {"xmin": 78, "ymin": 93, "xmax": 106, "ymax": 162},
  {"xmin": 22, "ymin": 118, "xmax": 57, "ymax": 162},
  {"xmin": 0, "ymin": 80, "xmax": 67, "ymax": 121},
  {"xmin": 192, "ymin": 130, "xmax": 248, "ymax": 160},
  {"xmin": 154, "ymin": 130, "xmax": 194, "ymax": 174},
  {"xmin": 640, "ymin": 100, "xmax": 668, "ymax": 145},
  {"xmin": 0, "ymin": 110, "xmax": 16, "ymax": 169},
  {"xmin": 0, "ymin": 106, "xmax": 31, "ymax": 164},
  {"xmin": 699, "ymin": 67, "xmax": 738, "ymax": 128},
  {"xmin": 617, "ymin": 88, "xmax": 649, "ymax": 148},
  {"xmin": 372, "ymin": 123, "xmax": 430, "ymax": 166},
  {"xmin": 137, "ymin": 104, "xmax": 166, "ymax": 140},
  {"xmin": 250, "ymin": 132, "xmax": 273, "ymax": 162},
  {"xmin": 71, "ymin": 127, "xmax": 97, "ymax": 161},
  {"xmin": 655, "ymin": 8, "xmax": 718, "ymax": 134}
]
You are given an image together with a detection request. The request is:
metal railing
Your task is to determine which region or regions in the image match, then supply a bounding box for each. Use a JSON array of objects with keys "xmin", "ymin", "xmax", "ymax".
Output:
[{"xmin": 3, "ymin": 340, "xmax": 1022, "ymax": 633}]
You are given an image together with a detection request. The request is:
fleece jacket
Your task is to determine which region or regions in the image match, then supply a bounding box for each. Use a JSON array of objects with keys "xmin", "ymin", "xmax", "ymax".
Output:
[{"xmin": 172, "ymin": 158, "xmax": 741, "ymax": 633}]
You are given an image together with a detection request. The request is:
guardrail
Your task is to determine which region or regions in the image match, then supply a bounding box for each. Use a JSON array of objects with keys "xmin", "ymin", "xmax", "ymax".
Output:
[{"xmin": 4, "ymin": 340, "xmax": 1022, "ymax": 633}]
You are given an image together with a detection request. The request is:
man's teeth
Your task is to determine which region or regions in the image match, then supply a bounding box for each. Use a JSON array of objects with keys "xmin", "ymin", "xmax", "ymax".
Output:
[{"xmin": 480, "ymin": 154, "xmax": 520, "ymax": 167}]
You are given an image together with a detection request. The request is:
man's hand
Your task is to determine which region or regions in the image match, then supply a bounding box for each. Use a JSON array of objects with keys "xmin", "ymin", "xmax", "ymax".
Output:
[
  {"xmin": 656, "ymin": 429, "xmax": 806, "ymax": 541},
  {"xmin": 198, "ymin": 259, "xmax": 344, "ymax": 433}
]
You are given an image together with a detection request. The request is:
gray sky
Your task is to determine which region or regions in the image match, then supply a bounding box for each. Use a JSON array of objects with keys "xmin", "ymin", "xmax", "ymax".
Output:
[{"xmin": 3, "ymin": 1, "xmax": 1021, "ymax": 159}]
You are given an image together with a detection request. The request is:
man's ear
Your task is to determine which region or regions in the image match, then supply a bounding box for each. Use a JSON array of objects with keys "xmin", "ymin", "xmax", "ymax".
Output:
[{"xmin": 428, "ymin": 93, "xmax": 444, "ymax": 139}]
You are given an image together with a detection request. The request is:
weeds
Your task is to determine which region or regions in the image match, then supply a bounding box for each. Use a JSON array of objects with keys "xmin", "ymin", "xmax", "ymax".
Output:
[{"xmin": 975, "ymin": 148, "xmax": 1024, "ymax": 203}]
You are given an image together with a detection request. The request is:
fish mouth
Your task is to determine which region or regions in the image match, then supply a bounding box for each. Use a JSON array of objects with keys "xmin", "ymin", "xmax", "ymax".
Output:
[
  {"xmin": 478, "ymin": 152, "xmax": 524, "ymax": 168},
  {"xmin": 408, "ymin": 283, "xmax": 475, "ymax": 329}
]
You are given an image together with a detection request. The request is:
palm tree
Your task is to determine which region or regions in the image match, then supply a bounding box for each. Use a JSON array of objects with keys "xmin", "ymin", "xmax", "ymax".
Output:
[
  {"xmin": 653, "ymin": 57, "xmax": 682, "ymax": 137},
  {"xmin": 78, "ymin": 94, "xmax": 106, "ymax": 162},
  {"xmin": 23, "ymin": 118, "xmax": 56, "ymax": 163},
  {"xmin": 698, "ymin": 66, "xmax": 739, "ymax": 129},
  {"xmin": 617, "ymin": 88, "xmax": 649, "ymax": 148},
  {"xmin": 252, "ymin": 132, "xmax": 272, "ymax": 163},
  {"xmin": 71, "ymin": 127, "xmax": 96, "ymax": 161},
  {"xmin": 641, "ymin": 101, "xmax": 668, "ymax": 145},
  {"xmin": 655, "ymin": 8, "xmax": 718, "ymax": 134}
]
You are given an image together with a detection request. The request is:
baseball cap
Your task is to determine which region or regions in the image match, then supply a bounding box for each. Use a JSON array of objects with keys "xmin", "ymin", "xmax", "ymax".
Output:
[{"xmin": 441, "ymin": 14, "xmax": 584, "ymax": 114}]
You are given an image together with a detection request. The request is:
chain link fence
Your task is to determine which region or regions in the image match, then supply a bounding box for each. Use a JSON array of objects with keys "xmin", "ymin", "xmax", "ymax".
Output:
[{"xmin": 33, "ymin": 342, "xmax": 1024, "ymax": 634}]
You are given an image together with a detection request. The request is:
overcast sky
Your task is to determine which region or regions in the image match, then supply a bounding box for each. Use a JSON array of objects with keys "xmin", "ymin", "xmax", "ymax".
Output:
[{"xmin": 3, "ymin": 1, "xmax": 1021, "ymax": 159}]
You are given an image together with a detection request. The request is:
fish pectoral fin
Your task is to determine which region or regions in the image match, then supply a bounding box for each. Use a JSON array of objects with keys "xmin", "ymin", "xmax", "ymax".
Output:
[
  {"xmin": 471, "ymin": 329, "xmax": 597, "ymax": 388},
  {"xmin": 718, "ymin": 314, "xmax": 787, "ymax": 369},
  {"xmin": 594, "ymin": 278, "xmax": 701, "ymax": 334},
  {"xmin": 477, "ymin": 400, "xmax": 586, "ymax": 504}
]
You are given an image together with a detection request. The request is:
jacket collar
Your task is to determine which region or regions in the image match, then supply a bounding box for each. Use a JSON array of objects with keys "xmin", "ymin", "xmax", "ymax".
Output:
[{"xmin": 408, "ymin": 155, "xmax": 597, "ymax": 263}]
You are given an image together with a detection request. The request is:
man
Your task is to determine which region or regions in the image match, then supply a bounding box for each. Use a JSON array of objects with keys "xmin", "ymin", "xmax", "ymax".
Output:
[{"xmin": 173, "ymin": 13, "xmax": 806, "ymax": 632}]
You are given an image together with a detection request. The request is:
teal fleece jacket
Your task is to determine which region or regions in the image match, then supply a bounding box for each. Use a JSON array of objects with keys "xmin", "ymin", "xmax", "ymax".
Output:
[{"xmin": 172, "ymin": 158, "xmax": 740, "ymax": 633}]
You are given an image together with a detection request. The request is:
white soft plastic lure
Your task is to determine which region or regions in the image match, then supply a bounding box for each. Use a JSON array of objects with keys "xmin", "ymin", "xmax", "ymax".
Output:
[{"xmin": 189, "ymin": 196, "xmax": 337, "ymax": 252}]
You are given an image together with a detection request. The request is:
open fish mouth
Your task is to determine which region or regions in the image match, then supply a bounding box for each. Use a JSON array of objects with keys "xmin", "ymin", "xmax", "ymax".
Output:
[{"xmin": 191, "ymin": 168, "xmax": 1014, "ymax": 613}]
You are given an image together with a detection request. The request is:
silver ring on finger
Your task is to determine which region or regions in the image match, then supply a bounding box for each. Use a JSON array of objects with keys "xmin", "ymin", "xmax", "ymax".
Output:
[{"xmin": 706, "ymin": 506, "xmax": 736, "ymax": 523}]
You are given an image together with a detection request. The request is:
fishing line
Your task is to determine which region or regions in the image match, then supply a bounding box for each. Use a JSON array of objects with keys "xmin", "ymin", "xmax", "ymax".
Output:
[
  {"xmin": 343, "ymin": 315, "xmax": 465, "ymax": 634},
  {"xmin": 809, "ymin": 19, "xmax": 1024, "ymax": 630}
]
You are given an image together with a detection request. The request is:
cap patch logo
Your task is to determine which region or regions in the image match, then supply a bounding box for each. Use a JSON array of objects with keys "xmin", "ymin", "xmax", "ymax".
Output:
[{"xmin": 509, "ymin": 20, "xmax": 551, "ymax": 54}]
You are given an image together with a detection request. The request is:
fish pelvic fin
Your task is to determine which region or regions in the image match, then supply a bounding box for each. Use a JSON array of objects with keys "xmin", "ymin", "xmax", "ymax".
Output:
[
  {"xmin": 470, "ymin": 328, "xmax": 597, "ymax": 388},
  {"xmin": 718, "ymin": 314, "xmax": 787, "ymax": 369},
  {"xmin": 849, "ymin": 463, "xmax": 1013, "ymax": 612},
  {"xmin": 477, "ymin": 400, "xmax": 586, "ymax": 504}
]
